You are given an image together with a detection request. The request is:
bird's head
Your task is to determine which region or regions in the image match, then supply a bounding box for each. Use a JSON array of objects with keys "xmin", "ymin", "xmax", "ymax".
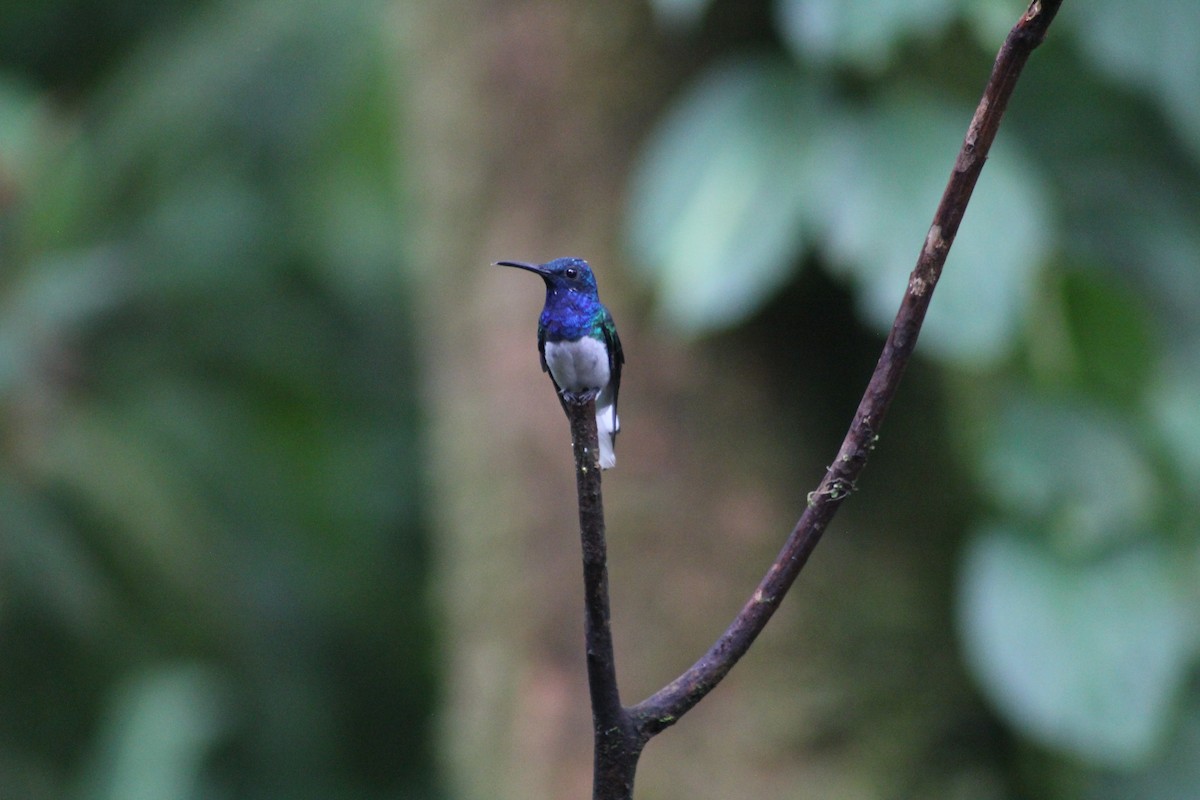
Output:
[{"xmin": 496, "ymin": 257, "xmax": 598, "ymax": 294}]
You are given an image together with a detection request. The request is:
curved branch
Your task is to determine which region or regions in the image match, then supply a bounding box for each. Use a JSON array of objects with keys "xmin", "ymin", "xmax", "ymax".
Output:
[
  {"xmin": 558, "ymin": 2, "xmax": 1067, "ymax": 797},
  {"xmin": 629, "ymin": 0, "xmax": 1065, "ymax": 735}
]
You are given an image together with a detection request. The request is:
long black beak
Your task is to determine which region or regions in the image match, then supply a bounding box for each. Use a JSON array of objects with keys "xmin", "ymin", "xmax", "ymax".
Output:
[{"xmin": 495, "ymin": 260, "xmax": 546, "ymax": 275}]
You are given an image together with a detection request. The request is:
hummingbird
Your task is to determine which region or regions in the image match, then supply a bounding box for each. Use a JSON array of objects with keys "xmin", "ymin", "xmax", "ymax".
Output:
[{"xmin": 497, "ymin": 257, "xmax": 624, "ymax": 469}]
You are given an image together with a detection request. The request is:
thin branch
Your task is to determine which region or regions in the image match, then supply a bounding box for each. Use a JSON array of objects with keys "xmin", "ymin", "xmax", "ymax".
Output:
[
  {"xmin": 628, "ymin": 0, "xmax": 1066, "ymax": 735},
  {"xmin": 565, "ymin": 399, "xmax": 642, "ymax": 800},
  {"xmin": 563, "ymin": 2, "xmax": 1066, "ymax": 797}
]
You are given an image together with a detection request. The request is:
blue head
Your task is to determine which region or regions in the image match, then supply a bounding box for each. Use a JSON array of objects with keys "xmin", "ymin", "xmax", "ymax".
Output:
[
  {"xmin": 496, "ymin": 257, "xmax": 599, "ymax": 296},
  {"xmin": 496, "ymin": 257, "xmax": 607, "ymax": 340}
]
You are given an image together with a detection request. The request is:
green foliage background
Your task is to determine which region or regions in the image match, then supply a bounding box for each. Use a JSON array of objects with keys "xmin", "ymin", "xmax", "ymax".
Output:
[{"xmin": 1, "ymin": 1, "xmax": 434, "ymax": 798}]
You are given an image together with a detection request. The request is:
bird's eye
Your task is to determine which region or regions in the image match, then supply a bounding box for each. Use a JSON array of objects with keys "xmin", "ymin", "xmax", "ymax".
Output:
[{"xmin": 565, "ymin": 267, "xmax": 578, "ymax": 279}]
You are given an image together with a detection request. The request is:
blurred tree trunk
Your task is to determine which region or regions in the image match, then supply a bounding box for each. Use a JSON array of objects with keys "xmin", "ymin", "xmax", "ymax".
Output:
[{"xmin": 402, "ymin": 2, "xmax": 1001, "ymax": 799}]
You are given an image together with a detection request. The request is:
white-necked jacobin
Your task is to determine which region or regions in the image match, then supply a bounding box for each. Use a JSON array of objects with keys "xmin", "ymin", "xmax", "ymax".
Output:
[{"xmin": 497, "ymin": 257, "xmax": 625, "ymax": 469}]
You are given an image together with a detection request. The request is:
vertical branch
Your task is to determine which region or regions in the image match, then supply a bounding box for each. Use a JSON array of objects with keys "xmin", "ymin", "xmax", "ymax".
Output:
[{"xmin": 565, "ymin": 399, "xmax": 642, "ymax": 800}]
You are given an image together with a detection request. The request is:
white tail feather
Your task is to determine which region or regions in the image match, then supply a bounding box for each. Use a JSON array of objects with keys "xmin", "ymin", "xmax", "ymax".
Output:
[{"xmin": 597, "ymin": 402, "xmax": 618, "ymax": 469}]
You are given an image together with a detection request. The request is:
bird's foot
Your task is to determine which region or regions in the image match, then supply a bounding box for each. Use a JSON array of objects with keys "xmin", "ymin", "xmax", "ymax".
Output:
[{"xmin": 561, "ymin": 389, "xmax": 599, "ymax": 406}]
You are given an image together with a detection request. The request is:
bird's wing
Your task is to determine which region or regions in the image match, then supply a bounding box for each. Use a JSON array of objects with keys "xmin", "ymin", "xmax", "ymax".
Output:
[
  {"xmin": 539, "ymin": 326, "xmax": 571, "ymax": 417},
  {"xmin": 602, "ymin": 314, "xmax": 624, "ymax": 436},
  {"xmin": 537, "ymin": 325, "xmax": 549, "ymax": 373}
]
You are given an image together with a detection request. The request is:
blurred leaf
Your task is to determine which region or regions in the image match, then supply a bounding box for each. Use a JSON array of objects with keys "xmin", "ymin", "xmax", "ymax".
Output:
[
  {"xmin": 77, "ymin": 665, "xmax": 228, "ymax": 800},
  {"xmin": 129, "ymin": 168, "xmax": 273, "ymax": 297},
  {"xmin": 288, "ymin": 42, "xmax": 407, "ymax": 305},
  {"xmin": 813, "ymin": 92, "xmax": 1051, "ymax": 365},
  {"xmin": 649, "ymin": 0, "xmax": 715, "ymax": 28},
  {"xmin": 1007, "ymin": 46, "xmax": 1200, "ymax": 346},
  {"xmin": 0, "ymin": 478, "xmax": 120, "ymax": 642},
  {"xmin": 1066, "ymin": 0, "xmax": 1200, "ymax": 160},
  {"xmin": 959, "ymin": 0, "xmax": 1025, "ymax": 45},
  {"xmin": 1073, "ymin": 175, "xmax": 1200, "ymax": 349},
  {"xmin": 1053, "ymin": 268, "xmax": 1157, "ymax": 406},
  {"xmin": 774, "ymin": 0, "xmax": 956, "ymax": 72},
  {"xmin": 37, "ymin": 403, "xmax": 221, "ymax": 608},
  {"xmin": 1085, "ymin": 690, "xmax": 1200, "ymax": 800},
  {"xmin": 90, "ymin": 0, "xmax": 386, "ymax": 210},
  {"xmin": 0, "ymin": 247, "xmax": 127, "ymax": 397},
  {"xmin": 626, "ymin": 57, "xmax": 828, "ymax": 332},
  {"xmin": 0, "ymin": 77, "xmax": 94, "ymax": 265},
  {"xmin": 977, "ymin": 395, "xmax": 1158, "ymax": 555},
  {"xmin": 626, "ymin": 53, "xmax": 1051, "ymax": 363},
  {"xmin": 0, "ymin": 1, "xmax": 194, "ymax": 92},
  {"xmin": 1148, "ymin": 358, "xmax": 1200, "ymax": 488},
  {"xmin": 0, "ymin": 77, "xmax": 46, "ymax": 188},
  {"xmin": 958, "ymin": 527, "xmax": 1193, "ymax": 767}
]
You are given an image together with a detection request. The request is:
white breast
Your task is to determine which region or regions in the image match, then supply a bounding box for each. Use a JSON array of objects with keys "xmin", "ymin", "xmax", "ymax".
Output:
[{"xmin": 544, "ymin": 337, "xmax": 610, "ymax": 394}]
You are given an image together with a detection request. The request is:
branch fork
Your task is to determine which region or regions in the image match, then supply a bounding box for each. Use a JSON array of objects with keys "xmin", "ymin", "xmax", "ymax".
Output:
[{"xmin": 558, "ymin": 3, "xmax": 1065, "ymax": 797}]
